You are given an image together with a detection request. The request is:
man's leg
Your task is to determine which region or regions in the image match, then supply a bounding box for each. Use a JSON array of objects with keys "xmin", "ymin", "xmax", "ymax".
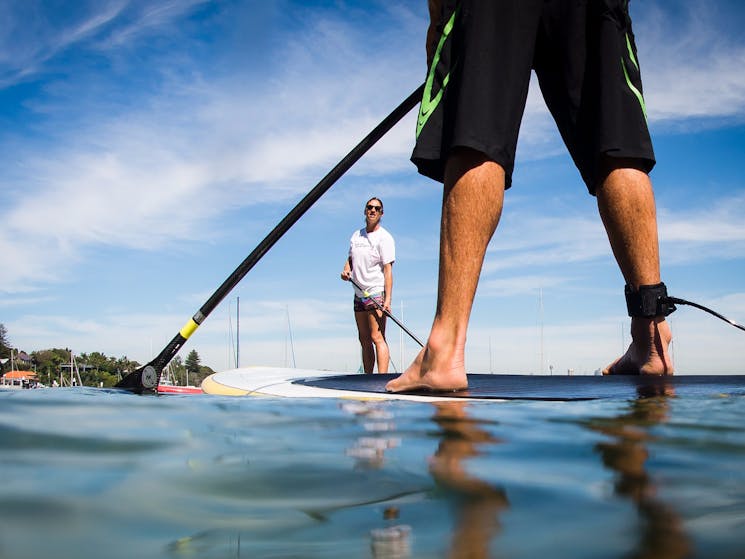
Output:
[
  {"xmin": 596, "ymin": 162, "xmax": 673, "ymax": 375},
  {"xmin": 386, "ymin": 148, "xmax": 505, "ymax": 392}
]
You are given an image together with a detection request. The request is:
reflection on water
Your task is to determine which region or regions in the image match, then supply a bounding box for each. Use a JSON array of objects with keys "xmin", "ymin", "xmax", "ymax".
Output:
[
  {"xmin": 583, "ymin": 387, "xmax": 691, "ymax": 559},
  {"xmin": 340, "ymin": 401, "xmax": 411, "ymax": 558},
  {"xmin": 1, "ymin": 386, "xmax": 744, "ymax": 558},
  {"xmin": 342, "ymin": 400, "xmax": 509, "ymax": 559},
  {"xmin": 428, "ymin": 402, "xmax": 508, "ymax": 559},
  {"xmin": 342, "ymin": 401, "xmax": 400, "ymax": 470}
]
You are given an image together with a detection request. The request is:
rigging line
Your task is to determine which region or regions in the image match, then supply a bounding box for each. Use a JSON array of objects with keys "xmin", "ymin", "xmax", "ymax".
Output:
[
  {"xmin": 286, "ymin": 305, "xmax": 296, "ymax": 368},
  {"xmin": 388, "ymin": 354, "xmax": 399, "ymax": 375}
]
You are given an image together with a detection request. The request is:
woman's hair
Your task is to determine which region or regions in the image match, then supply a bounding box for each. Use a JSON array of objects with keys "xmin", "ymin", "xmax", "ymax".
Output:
[{"xmin": 366, "ymin": 197, "xmax": 383, "ymax": 211}]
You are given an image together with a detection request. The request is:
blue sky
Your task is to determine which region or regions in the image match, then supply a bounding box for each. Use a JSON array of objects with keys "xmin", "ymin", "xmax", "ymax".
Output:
[{"xmin": 2, "ymin": 0, "xmax": 744, "ymax": 376}]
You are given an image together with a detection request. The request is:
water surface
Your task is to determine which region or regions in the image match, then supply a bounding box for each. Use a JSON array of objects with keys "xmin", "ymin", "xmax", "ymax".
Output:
[{"xmin": 1, "ymin": 385, "xmax": 744, "ymax": 558}]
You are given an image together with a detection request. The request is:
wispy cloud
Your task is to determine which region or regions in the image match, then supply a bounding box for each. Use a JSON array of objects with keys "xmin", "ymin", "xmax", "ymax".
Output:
[
  {"xmin": 487, "ymin": 213, "xmax": 607, "ymax": 271},
  {"xmin": 474, "ymin": 191, "xmax": 745, "ymax": 285},
  {"xmin": 0, "ymin": 2, "xmax": 119, "ymax": 85},
  {"xmin": 98, "ymin": 0, "xmax": 210, "ymax": 49},
  {"xmin": 0, "ymin": 2, "xmax": 424, "ymax": 294},
  {"xmin": 4, "ymin": 1, "xmax": 742, "ymax": 296},
  {"xmin": 660, "ymin": 194, "xmax": 745, "ymax": 263},
  {"xmin": 477, "ymin": 274, "xmax": 573, "ymax": 298},
  {"xmin": 636, "ymin": 2, "xmax": 745, "ymax": 123},
  {"xmin": 0, "ymin": 1, "xmax": 208, "ymax": 87}
]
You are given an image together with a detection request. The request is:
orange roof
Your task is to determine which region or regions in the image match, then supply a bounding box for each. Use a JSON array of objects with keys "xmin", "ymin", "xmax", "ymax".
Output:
[{"xmin": 3, "ymin": 370, "xmax": 37, "ymax": 379}]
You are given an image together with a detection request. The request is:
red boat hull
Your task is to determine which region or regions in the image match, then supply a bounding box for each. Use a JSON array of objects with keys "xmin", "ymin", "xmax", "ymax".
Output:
[{"xmin": 157, "ymin": 385, "xmax": 202, "ymax": 395}]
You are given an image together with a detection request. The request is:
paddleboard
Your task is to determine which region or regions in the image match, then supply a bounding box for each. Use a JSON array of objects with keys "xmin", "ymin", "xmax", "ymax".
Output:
[
  {"xmin": 201, "ymin": 367, "xmax": 469, "ymax": 402},
  {"xmin": 201, "ymin": 366, "xmax": 745, "ymax": 401}
]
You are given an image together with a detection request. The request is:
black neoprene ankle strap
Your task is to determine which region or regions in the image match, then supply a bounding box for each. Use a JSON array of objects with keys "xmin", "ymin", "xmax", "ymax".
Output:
[{"xmin": 625, "ymin": 282, "xmax": 677, "ymax": 318}]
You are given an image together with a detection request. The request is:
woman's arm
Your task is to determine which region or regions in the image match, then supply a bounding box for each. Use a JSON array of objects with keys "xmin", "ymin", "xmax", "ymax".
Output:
[
  {"xmin": 341, "ymin": 257, "xmax": 352, "ymax": 281},
  {"xmin": 383, "ymin": 262, "xmax": 393, "ymax": 312}
]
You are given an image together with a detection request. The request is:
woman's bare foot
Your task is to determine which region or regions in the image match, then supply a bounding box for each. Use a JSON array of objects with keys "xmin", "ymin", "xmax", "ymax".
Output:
[
  {"xmin": 603, "ymin": 317, "xmax": 674, "ymax": 375},
  {"xmin": 385, "ymin": 334, "xmax": 469, "ymax": 392}
]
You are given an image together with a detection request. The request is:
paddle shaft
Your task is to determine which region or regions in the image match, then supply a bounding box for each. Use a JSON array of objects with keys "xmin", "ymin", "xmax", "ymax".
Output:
[
  {"xmin": 116, "ymin": 84, "xmax": 425, "ymax": 392},
  {"xmin": 347, "ymin": 277, "xmax": 424, "ymax": 348}
]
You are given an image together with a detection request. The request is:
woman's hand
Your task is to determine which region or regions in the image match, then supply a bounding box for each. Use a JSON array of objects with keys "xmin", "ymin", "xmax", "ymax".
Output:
[{"xmin": 383, "ymin": 298, "xmax": 392, "ymax": 314}]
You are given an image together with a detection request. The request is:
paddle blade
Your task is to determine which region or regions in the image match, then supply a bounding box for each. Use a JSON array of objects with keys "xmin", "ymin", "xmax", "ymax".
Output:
[{"xmin": 115, "ymin": 364, "xmax": 159, "ymax": 393}]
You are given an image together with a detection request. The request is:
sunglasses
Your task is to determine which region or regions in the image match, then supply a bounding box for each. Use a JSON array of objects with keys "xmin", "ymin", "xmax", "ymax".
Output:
[{"xmin": 366, "ymin": 204, "xmax": 382, "ymax": 212}]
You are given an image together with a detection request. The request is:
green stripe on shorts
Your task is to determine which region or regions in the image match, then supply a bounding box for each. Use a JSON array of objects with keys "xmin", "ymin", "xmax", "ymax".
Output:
[
  {"xmin": 416, "ymin": 9, "xmax": 458, "ymax": 139},
  {"xmin": 622, "ymin": 32, "xmax": 647, "ymax": 122}
]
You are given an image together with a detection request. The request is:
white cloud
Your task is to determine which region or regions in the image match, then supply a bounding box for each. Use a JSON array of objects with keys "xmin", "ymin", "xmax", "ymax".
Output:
[
  {"xmin": 0, "ymin": 2, "xmax": 424, "ymax": 294},
  {"xmin": 482, "ymin": 209, "xmax": 609, "ymax": 276},
  {"xmin": 472, "ymin": 191, "xmax": 745, "ymax": 279},
  {"xmin": 99, "ymin": 0, "xmax": 210, "ymax": 49},
  {"xmin": 0, "ymin": 2, "xmax": 123, "ymax": 86},
  {"xmin": 660, "ymin": 194, "xmax": 745, "ymax": 263},
  {"xmin": 477, "ymin": 274, "xmax": 572, "ymax": 298},
  {"xmin": 0, "ymin": 1, "xmax": 213, "ymax": 87},
  {"xmin": 7, "ymin": 1, "xmax": 742, "ymax": 296},
  {"xmin": 636, "ymin": 2, "xmax": 745, "ymax": 123}
]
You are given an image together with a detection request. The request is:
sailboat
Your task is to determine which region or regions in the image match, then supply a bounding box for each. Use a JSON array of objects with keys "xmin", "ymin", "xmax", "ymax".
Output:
[
  {"xmin": 156, "ymin": 361, "xmax": 202, "ymax": 395},
  {"xmin": 156, "ymin": 350, "xmax": 202, "ymax": 395}
]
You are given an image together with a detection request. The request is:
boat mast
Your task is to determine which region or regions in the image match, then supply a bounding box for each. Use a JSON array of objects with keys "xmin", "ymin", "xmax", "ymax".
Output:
[
  {"xmin": 236, "ymin": 296, "xmax": 240, "ymax": 369},
  {"xmin": 539, "ymin": 288, "xmax": 544, "ymax": 375},
  {"xmin": 399, "ymin": 301, "xmax": 404, "ymax": 374}
]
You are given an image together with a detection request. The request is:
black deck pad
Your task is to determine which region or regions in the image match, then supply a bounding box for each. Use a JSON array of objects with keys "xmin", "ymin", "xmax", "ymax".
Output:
[{"xmin": 294, "ymin": 374, "xmax": 745, "ymax": 401}]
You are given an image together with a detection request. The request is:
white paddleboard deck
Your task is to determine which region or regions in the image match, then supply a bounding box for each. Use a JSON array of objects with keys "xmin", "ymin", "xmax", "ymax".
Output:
[
  {"xmin": 201, "ymin": 367, "xmax": 745, "ymax": 401},
  {"xmin": 201, "ymin": 366, "xmax": 487, "ymax": 402}
]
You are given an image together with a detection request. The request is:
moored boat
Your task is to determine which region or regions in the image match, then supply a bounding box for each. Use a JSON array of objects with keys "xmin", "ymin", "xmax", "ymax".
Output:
[{"xmin": 157, "ymin": 383, "xmax": 202, "ymax": 395}]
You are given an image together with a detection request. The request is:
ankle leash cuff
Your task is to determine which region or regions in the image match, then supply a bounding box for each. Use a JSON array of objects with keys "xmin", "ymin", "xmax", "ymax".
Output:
[{"xmin": 625, "ymin": 282, "xmax": 677, "ymax": 318}]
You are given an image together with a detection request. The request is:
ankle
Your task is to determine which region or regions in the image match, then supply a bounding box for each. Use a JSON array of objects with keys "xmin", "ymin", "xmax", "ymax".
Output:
[
  {"xmin": 630, "ymin": 317, "xmax": 672, "ymax": 346},
  {"xmin": 429, "ymin": 318, "xmax": 467, "ymax": 354}
]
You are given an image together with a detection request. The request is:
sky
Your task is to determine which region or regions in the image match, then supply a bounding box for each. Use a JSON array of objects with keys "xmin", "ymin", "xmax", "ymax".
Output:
[{"xmin": 1, "ymin": 0, "xmax": 744, "ymax": 377}]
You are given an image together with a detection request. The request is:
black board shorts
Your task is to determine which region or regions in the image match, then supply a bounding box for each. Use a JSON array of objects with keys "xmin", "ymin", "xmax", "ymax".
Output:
[{"xmin": 412, "ymin": 0, "xmax": 655, "ymax": 193}]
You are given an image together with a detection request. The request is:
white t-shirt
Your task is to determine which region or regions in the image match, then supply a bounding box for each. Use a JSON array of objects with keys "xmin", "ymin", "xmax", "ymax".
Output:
[{"xmin": 348, "ymin": 226, "xmax": 395, "ymax": 297}]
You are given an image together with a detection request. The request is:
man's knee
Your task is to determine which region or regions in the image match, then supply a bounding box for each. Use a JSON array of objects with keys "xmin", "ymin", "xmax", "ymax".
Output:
[
  {"xmin": 445, "ymin": 147, "xmax": 505, "ymax": 188},
  {"xmin": 597, "ymin": 156, "xmax": 651, "ymax": 188}
]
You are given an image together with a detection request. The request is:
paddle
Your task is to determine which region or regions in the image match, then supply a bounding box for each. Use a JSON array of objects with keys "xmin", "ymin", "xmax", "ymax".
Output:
[
  {"xmin": 116, "ymin": 84, "xmax": 425, "ymax": 393},
  {"xmin": 347, "ymin": 276, "xmax": 424, "ymax": 348}
]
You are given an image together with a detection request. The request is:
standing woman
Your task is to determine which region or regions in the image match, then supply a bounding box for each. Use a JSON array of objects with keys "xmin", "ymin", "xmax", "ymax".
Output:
[{"xmin": 341, "ymin": 197, "xmax": 396, "ymax": 373}]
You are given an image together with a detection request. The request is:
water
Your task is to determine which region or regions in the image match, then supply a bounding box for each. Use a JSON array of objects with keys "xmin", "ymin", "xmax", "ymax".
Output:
[{"xmin": 1, "ymin": 387, "xmax": 745, "ymax": 558}]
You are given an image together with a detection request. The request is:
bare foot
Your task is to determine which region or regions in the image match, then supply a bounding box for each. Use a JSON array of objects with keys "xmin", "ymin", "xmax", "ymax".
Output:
[
  {"xmin": 385, "ymin": 339, "xmax": 469, "ymax": 393},
  {"xmin": 603, "ymin": 318, "xmax": 674, "ymax": 375}
]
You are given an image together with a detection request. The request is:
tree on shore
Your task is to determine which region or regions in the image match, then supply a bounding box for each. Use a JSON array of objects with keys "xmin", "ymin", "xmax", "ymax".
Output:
[
  {"xmin": 185, "ymin": 349, "xmax": 202, "ymax": 385},
  {"xmin": 0, "ymin": 323, "xmax": 214, "ymax": 387},
  {"xmin": 0, "ymin": 324, "xmax": 10, "ymax": 360},
  {"xmin": 185, "ymin": 349, "xmax": 201, "ymax": 374},
  {"xmin": 32, "ymin": 348, "xmax": 71, "ymax": 385}
]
